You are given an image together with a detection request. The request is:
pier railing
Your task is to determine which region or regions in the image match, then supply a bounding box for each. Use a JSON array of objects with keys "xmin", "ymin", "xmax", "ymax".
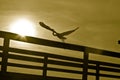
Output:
[{"xmin": 0, "ymin": 31, "xmax": 120, "ymax": 80}]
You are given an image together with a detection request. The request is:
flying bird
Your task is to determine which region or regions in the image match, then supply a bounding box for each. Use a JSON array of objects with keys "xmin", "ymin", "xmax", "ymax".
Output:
[{"xmin": 39, "ymin": 22, "xmax": 79, "ymax": 42}]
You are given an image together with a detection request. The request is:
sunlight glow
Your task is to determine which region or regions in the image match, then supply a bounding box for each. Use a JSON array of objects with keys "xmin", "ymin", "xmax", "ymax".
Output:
[{"xmin": 10, "ymin": 18, "xmax": 36, "ymax": 36}]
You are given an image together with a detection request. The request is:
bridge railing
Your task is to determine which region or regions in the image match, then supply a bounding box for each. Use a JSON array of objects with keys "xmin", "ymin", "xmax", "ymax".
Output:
[{"xmin": 0, "ymin": 31, "xmax": 120, "ymax": 80}]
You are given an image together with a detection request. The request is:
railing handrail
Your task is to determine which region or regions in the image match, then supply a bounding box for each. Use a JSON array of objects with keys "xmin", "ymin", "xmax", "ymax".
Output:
[{"xmin": 0, "ymin": 31, "xmax": 119, "ymax": 58}]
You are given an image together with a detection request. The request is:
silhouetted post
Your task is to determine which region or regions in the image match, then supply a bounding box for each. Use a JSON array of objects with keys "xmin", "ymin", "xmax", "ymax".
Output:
[
  {"xmin": 96, "ymin": 63, "xmax": 100, "ymax": 80},
  {"xmin": 118, "ymin": 40, "xmax": 120, "ymax": 44},
  {"xmin": 43, "ymin": 56, "xmax": 48, "ymax": 80},
  {"xmin": 1, "ymin": 38, "xmax": 10, "ymax": 73},
  {"xmin": 82, "ymin": 49, "xmax": 89, "ymax": 80}
]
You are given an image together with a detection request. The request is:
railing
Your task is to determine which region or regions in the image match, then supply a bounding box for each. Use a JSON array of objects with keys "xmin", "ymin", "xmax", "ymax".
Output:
[{"xmin": 0, "ymin": 31, "xmax": 120, "ymax": 80}]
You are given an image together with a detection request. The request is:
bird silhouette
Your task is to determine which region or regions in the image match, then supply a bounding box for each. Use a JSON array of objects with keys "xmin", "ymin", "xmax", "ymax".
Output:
[{"xmin": 39, "ymin": 22, "xmax": 79, "ymax": 42}]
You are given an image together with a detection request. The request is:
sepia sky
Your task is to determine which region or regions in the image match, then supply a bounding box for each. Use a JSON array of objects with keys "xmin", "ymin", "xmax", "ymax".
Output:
[
  {"xmin": 0, "ymin": 0, "xmax": 120, "ymax": 52},
  {"xmin": 0, "ymin": 0, "xmax": 120, "ymax": 79}
]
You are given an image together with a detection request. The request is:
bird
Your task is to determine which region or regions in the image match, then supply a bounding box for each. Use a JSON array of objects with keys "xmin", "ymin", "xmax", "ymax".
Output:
[{"xmin": 39, "ymin": 22, "xmax": 79, "ymax": 42}]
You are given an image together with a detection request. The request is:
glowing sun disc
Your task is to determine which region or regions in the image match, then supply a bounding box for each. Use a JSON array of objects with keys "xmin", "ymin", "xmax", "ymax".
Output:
[{"xmin": 10, "ymin": 18, "xmax": 36, "ymax": 36}]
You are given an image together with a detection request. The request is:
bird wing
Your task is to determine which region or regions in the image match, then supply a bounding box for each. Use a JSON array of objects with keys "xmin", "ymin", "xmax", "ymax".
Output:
[
  {"xmin": 39, "ymin": 22, "xmax": 55, "ymax": 32},
  {"xmin": 60, "ymin": 27, "xmax": 79, "ymax": 36}
]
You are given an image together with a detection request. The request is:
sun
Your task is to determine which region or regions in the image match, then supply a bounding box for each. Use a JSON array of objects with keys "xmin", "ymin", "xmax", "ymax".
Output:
[{"xmin": 9, "ymin": 18, "xmax": 36, "ymax": 36}]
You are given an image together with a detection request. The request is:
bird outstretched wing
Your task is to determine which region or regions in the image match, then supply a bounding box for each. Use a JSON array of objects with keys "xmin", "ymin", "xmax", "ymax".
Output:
[
  {"xmin": 39, "ymin": 22, "xmax": 54, "ymax": 32},
  {"xmin": 60, "ymin": 27, "xmax": 79, "ymax": 36}
]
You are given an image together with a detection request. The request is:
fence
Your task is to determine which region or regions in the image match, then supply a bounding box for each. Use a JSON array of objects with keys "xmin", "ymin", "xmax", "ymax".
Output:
[{"xmin": 0, "ymin": 31, "xmax": 120, "ymax": 80}]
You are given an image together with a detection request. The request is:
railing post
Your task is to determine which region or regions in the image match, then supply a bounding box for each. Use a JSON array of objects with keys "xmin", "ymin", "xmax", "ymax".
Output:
[
  {"xmin": 43, "ymin": 56, "xmax": 48, "ymax": 80},
  {"xmin": 96, "ymin": 63, "xmax": 100, "ymax": 80},
  {"xmin": 1, "ymin": 38, "xmax": 10, "ymax": 73},
  {"xmin": 82, "ymin": 49, "xmax": 89, "ymax": 80}
]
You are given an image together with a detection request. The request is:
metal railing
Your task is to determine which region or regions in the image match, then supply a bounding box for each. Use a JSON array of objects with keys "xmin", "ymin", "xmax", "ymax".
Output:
[{"xmin": 0, "ymin": 31, "xmax": 120, "ymax": 80}]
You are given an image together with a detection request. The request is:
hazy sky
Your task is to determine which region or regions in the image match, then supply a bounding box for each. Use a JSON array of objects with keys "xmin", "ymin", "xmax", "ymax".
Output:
[
  {"xmin": 0, "ymin": 0, "xmax": 120, "ymax": 79},
  {"xmin": 0, "ymin": 0, "xmax": 119, "ymax": 59},
  {"xmin": 0, "ymin": 0, "xmax": 120, "ymax": 52}
]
